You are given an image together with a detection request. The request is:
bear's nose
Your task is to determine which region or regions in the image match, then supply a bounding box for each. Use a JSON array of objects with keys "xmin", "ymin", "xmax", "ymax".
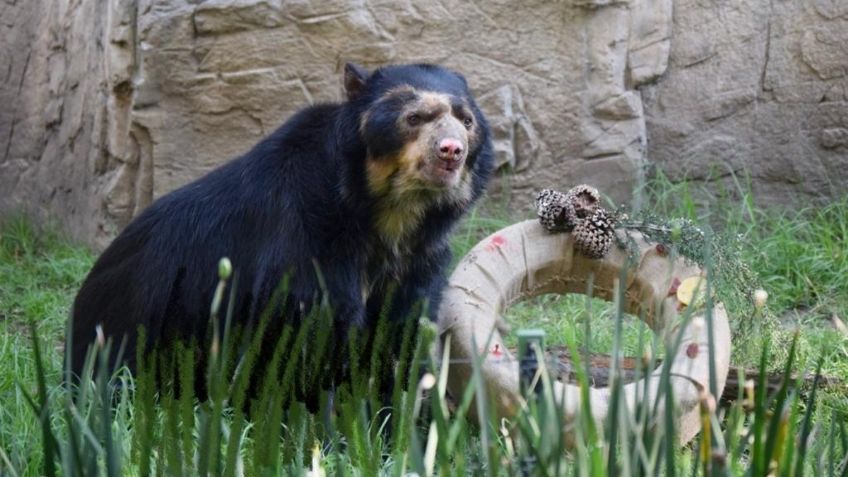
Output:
[{"xmin": 438, "ymin": 138, "xmax": 464, "ymax": 161}]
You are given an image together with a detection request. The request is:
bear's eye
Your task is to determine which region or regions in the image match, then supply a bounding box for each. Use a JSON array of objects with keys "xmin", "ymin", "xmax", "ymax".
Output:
[
  {"xmin": 406, "ymin": 113, "xmax": 421, "ymax": 126},
  {"xmin": 463, "ymin": 117, "xmax": 474, "ymax": 129}
]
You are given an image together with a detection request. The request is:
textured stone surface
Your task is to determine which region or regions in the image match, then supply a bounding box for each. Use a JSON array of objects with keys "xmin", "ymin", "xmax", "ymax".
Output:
[
  {"xmin": 0, "ymin": 0, "xmax": 119, "ymax": 246},
  {"xmin": 1, "ymin": 0, "xmax": 845, "ymax": 248},
  {"xmin": 642, "ymin": 0, "xmax": 848, "ymax": 206}
]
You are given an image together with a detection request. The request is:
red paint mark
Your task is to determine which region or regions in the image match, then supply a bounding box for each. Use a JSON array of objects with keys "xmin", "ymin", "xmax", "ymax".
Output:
[
  {"xmin": 485, "ymin": 235, "xmax": 507, "ymax": 251},
  {"xmin": 668, "ymin": 277, "xmax": 682, "ymax": 296},
  {"xmin": 686, "ymin": 343, "xmax": 699, "ymax": 359}
]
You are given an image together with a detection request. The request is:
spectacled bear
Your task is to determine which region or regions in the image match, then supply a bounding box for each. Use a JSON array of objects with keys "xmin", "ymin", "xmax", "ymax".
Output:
[{"xmin": 68, "ymin": 63, "xmax": 494, "ymax": 403}]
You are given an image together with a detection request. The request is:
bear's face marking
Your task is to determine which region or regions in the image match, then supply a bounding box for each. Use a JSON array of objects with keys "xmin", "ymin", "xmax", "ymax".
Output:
[
  {"xmin": 360, "ymin": 85, "xmax": 480, "ymax": 248},
  {"xmin": 361, "ymin": 87, "xmax": 478, "ymax": 197}
]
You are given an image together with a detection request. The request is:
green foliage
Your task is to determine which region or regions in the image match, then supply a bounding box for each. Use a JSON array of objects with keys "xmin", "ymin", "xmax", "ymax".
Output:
[
  {"xmin": 0, "ymin": 216, "xmax": 95, "ymax": 475},
  {"xmin": 1, "ymin": 176, "xmax": 847, "ymax": 476},
  {"xmin": 641, "ymin": 170, "xmax": 848, "ymax": 317},
  {"xmin": 5, "ymin": 269, "xmax": 847, "ymax": 476}
]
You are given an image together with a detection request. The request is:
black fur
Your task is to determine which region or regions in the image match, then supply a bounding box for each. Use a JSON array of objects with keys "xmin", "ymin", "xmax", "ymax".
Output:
[{"xmin": 68, "ymin": 64, "xmax": 493, "ymax": 401}]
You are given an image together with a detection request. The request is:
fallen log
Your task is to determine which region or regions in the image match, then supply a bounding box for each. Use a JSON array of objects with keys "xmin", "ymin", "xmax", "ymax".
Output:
[{"xmin": 530, "ymin": 345, "xmax": 840, "ymax": 405}]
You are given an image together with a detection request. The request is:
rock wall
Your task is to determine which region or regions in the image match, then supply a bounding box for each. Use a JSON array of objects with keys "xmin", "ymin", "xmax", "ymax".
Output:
[
  {"xmin": 1, "ymin": 0, "xmax": 115, "ymax": 245},
  {"xmin": 0, "ymin": 0, "xmax": 845, "ymax": 248},
  {"xmin": 642, "ymin": 0, "xmax": 848, "ymax": 205}
]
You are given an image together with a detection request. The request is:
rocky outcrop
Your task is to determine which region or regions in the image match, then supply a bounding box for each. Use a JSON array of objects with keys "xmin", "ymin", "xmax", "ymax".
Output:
[
  {"xmin": 0, "ymin": 0, "xmax": 151, "ymax": 246},
  {"xmin": 0, "ymin": 0, "xmax": 844, "ymax": 247},
  {"xmin": 641, "ymin": 0, "xmax": 848, "ymax": 205}
]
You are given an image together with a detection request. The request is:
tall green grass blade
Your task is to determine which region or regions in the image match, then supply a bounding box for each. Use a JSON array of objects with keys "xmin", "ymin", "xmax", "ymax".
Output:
[
  {"xmin": 177, "ymin": 341, "xmax": 196, "ymax": 473},
  {"xmin": 163, "ymin": 392, "xmax": 185, "ymax": 476},
  {"xmin": 24, "ymin": 323, "xmax": 56, "ymax": 477},
  {"xmin": 747, "ymin": 336, "xmax": 772, "ymax": 476},
  {"xmin": 390, "ymin": 315, "xmax": 417, "ymax": 457},
  {"xmin": 794, "ymin": 359, "xmax": 823, "ymax": 476},
  {"xmin": 605, "ymin": 272, "xmax": 626, "ymax": 477},
  {"xmin": 96, "ymin": 339, "xmax": 120, "ymax": 477},
  {"xmin": 763, "ymin": 332, "xmax": 799, "ymax": 472},
  {"xmin": 134, "ymin": 328, "xmax": 156, "ymax": 477}
]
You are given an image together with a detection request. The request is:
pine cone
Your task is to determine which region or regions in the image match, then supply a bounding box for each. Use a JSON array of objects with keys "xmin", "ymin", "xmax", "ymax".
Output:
[
  {"xmin": 565, "ymin": 184, "xmax": 601, "ymax": 219},
  {"xmin": 573, "ymin": 208, "xmax": 615, "ymax": 259},
  {"xmin": 535, "ymin": 189, "xmax": 578, "ymax": 232}
]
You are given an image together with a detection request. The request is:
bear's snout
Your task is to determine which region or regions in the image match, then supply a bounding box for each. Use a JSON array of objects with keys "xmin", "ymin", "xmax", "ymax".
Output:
[{"xmin": 436, "ymin": 138, "xmax": 464, "ymax": 169}]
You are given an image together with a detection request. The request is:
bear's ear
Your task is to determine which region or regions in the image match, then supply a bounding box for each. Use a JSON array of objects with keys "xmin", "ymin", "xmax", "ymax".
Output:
[{"xmin": 343, "ymin": 62, "xmax": 370, "ymax": 100}]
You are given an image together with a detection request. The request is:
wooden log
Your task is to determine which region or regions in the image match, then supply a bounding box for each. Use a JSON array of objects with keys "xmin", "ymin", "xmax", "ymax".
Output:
[{"xmin": 531, "ymin": 345, "xmax": 840, "ymax": 405}]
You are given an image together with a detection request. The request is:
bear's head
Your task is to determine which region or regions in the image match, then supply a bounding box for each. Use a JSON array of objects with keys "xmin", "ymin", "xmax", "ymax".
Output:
[{"xmin": 344, "ymin": 63, "xmax": 488, "ymax": 200}]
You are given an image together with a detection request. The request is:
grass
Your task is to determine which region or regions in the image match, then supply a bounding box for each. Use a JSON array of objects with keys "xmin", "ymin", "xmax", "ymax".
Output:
[
  {"xmin": 0, "ymin": 174, "xmax": 847, "ymax": 475},
  {"xmin": 0, "ymin": 217, "xmax": 94, "ymax": 473}
]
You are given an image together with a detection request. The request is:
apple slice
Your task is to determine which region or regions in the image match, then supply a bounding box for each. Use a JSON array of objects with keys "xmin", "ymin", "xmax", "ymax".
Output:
[{"xmin": 676, "ymin": 276, "xmax": 709, "ymax": 308}]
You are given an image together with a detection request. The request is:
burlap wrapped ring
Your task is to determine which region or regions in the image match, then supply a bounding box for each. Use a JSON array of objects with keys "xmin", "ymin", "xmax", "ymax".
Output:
[{"xmin": 437, "ymin": 219, "xmax": 731, "ymax": 445}]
